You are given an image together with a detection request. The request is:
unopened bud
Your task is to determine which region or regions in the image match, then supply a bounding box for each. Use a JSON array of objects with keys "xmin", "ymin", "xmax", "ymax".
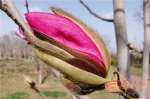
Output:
[
  {"xmin": 128, "ymin": 43, "xmax": 135, "ymax": 50},
  {"xmin": 23, "ymin": 75, "xmax": 40, "ymax": 93}
]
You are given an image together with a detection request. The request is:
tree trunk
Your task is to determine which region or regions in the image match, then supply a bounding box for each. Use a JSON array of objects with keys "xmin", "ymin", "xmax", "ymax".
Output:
[
  {"xmin": 140, "ymin": 0, "xmax": 150, "ymax": 99},
  {"xmin": 113, "ymin": 0, "xmax": 130, "ymax": 99}
]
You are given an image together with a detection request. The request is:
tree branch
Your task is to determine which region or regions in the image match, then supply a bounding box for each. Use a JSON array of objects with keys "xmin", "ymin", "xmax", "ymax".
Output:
[
  {"xmin": 134, "ymin": 5, "xmax": 144, "ymax": 24},
  {"xmin": 25, "ymin": 0, "xmax": 29, "ymax": 12},
  {"xmin": 0, "ymin": 0, "xmax": 24, "ymax": 31},
  {"xmin": 80, "ymin": 0, "xmax": 114, "ymax": 22},
  {"xmin": 4, "ymin": 0, "xmax": 32, "ymax": 34}
]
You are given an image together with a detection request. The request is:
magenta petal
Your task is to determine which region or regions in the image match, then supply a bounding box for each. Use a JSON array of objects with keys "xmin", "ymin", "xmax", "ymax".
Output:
[
  {"xmin": 14, "ymin": 31, "xmax": 26, "ymax": 40},
  {"xmin": 25, "ymin": 12, "xmax": 104, "ymax": 67}
]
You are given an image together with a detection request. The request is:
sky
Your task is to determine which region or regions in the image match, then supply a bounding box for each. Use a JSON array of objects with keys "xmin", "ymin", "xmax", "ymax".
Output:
[{"xmin": 0, "ymin": 0, "xmax": 144, "ymax": 52}]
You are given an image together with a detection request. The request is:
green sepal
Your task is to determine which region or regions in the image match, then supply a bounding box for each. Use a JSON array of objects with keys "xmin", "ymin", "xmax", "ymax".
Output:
[{"xmin": 34, "ymin": 48, "xmax": 111, "ymax": 85}]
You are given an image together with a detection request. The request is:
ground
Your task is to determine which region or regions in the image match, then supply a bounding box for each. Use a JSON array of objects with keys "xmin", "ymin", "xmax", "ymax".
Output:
[{"xmin": 0, "ymin": 58, "xmax": 150, "ymax": 99}]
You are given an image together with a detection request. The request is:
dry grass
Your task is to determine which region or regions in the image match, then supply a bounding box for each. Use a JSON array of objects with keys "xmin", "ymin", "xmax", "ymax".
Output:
[
  {"xmin": 0, "ymin": 59, "xmax": 119, "ymax": 99},
  {"xmin": 0, "ymin": 71, "xmax": 72, "ymax": 99},
  {"xmin": 110, "ymin": 65, "xmax": 150, "ymax": 77},
  {"xmin": 0, "ymin": 73, "xmax": 118, "ymax": 99}
]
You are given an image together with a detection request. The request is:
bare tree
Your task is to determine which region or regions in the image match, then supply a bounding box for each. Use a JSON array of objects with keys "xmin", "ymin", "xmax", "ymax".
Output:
[
  {"xmin": 134, "ymin": 2, "xmax": 150, "ymax": 24},
  {"xmin": 101, "ymin": 34, "xmax": 112, "ymax": 51},
  {"xmin": 135, "ymin": 5, "xmax": 144, "ymax": 24},
  {"xmin": 140, "ymin": 0, "xmax": 150, "ymax": 99}
]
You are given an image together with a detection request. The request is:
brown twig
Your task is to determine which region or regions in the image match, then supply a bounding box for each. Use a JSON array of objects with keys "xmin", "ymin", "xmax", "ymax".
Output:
[
  {"xmin": 0, "ymin": 1, "xmax": 24, "ymax": 32},
  {"xmin": 23, "ymin": 75, "xmax": 48, "ymax": 99},
  {"xmin": 25, "ymin": 0, "xmax": 29, "ymax": 12},
  {"xmin": 79, "ymin": 0, "xmax": 114, "ymax": 22},
  {"xmin": 4, "ymin": 0, "xmax": 33, "ymax": 35}
]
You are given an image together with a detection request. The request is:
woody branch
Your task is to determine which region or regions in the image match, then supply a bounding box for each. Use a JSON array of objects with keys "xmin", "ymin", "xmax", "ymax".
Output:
[
  {"xmin": 25, "ymin": 0, "xmax": 29, "ymax": 12},
  {"xmin": 79, "ymin": 0, "xmax": 114, "ymax": 22}
]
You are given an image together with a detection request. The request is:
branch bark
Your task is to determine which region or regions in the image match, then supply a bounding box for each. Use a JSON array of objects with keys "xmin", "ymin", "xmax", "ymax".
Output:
[
  {"xmin": 140, "ymin": 0, "xmax": 150, "ymax": 99},
  {"xmin": 25, "ymin": 0, "xmax": 29, "ymax": 12},
  {"xmin": 113, "ymin": 1, "xmax": 131, "ymax": 99},
  {"xmin": 80, "ymin": 0, "xmax": 114, "ymax": 22},
  {"xmin": 4, "ymin": 0, "xmax": 32, "ymax": 34}
]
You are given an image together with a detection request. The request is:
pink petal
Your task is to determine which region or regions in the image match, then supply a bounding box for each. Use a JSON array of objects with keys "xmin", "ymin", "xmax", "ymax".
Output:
[
  {"xmin": 14, "ymin": 31, "xmax": 26, "ymax": 40},
  {"xmin": 25, "ymin": 12, "xmax": 104, "ymax": 67}
]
